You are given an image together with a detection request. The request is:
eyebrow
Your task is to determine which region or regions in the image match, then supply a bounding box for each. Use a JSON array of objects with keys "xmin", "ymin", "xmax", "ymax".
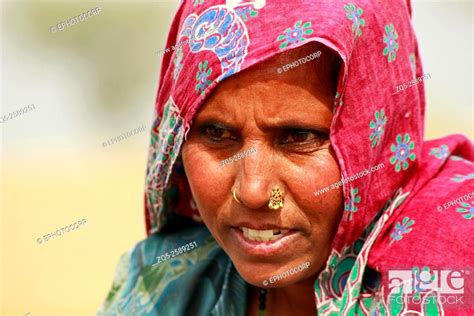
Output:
[{"xmin": 195, "ymin": 117, "xmax": 330, "ymax": 134}]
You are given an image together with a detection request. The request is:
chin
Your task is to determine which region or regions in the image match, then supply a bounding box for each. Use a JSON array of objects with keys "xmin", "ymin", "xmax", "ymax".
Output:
[{"xmin": 226, "ymin": 249, "xmax": 318, "ymax": 288}]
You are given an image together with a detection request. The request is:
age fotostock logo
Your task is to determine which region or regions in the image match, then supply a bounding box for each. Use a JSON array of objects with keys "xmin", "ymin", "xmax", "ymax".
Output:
[
  {"xmin": 388, "ymin": 268, "xmax": 466, "ymax": 295},
  {"xmin": 386, "ymin": 267, "xmax": 474, "ymax": 311}
]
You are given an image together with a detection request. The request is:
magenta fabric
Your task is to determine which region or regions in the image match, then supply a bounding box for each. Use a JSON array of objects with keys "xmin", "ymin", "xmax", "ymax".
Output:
[{"xmin": 143, "ymin": 0, "xmax": 474, "ymax": 314}]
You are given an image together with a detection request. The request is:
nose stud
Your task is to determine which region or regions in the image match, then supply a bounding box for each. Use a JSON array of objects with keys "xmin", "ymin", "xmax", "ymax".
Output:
[
  {"xmin": 268, "ymin": 186, "xmax": 284, "ymax": 210},
  {"xmin": 232, "ymin": 186, "xmax": 284, "ymax": 210}
]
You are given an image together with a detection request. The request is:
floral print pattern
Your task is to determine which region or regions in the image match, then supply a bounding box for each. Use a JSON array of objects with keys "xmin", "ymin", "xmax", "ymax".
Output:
[
  {"xmin": 369, "ymin": 109, "xmax": 387, "ymax": 148},
  {"xmin": 345, "ymin": 188, "xmax": 361, "ymax": 220},
  {"xmin": 235, "ymin": 6, "xmax": 258, "ymax": 21},
  {"xmin": 179, "ymin": 5, "xmax": 251, "ymax": 81},
  {"xmin": 429, "ymin": 144, "xmax": 449, "ymax": 160},
  {"xmin": 344, "ymin": 3, "xmax": 365, "ymax": 37},
  {"xmin": 383, "ymin": 24, "xmax": 399, "ymax": 62},
  {"xmin": 276, "ymin": 20, "xmax": 314, "ymax": 50},
  {"xmin": 450, "ymin": 156, "xmax": 472, "ymax": 166},
  {"xmin": 390, "ymin": 133, "xmax": 416, "ymax": 172},
  {"xmin": 412, "ymin": 267, "xmax": 436, "ymax": 295},
  {"xmin": 173, "ymin": 47, "xmax": 184, "ymax": 81},
  {"xmin": 334, "ymin": 91, "xmax": 344, "ymax": 109},
  {"xmin": 456, "ymin": 201, "xmax": 474, "ymax": 219},
  {"xmin": 451, "ymin": 173, "xmax": 474, "ymax": 182},
  {"xmin": 195, "ymin": 60, "xmax": 212, "ymax": 96},
  {"xmin": 390, "ymin": 216, "xmax": 415, "ymax": 243}
]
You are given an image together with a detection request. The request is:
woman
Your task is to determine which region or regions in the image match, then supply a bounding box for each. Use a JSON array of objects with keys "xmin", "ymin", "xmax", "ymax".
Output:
[{"xmin": 99, "ymin": 0, "xmax": 474, "ymax": 315}]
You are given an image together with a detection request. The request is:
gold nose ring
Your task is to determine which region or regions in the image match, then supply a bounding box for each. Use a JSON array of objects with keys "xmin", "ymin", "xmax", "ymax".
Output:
[
  {"xmin": 268, "ymin": 186, "xmax": 284, "ymax": 210},
  {"xmin": 232, "ymin": 188, "xmax": 243, "ymax": 204}
]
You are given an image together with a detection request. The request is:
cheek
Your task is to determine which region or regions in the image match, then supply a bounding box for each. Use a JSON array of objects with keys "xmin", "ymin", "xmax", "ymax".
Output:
[
  {"xmin": 286, "ymin": 147, "xmax": 343, "ymax": 237},
  {"xmin": 311, "ymin": 150, "xmax": 344, "ymax": 243},
  {"xmin": 287, "ymin": 147, "xmax": 341, "ymax": 198},
  {"xmin": 181, "ymin": 143, "xmax": 229, "ymax": 224}
]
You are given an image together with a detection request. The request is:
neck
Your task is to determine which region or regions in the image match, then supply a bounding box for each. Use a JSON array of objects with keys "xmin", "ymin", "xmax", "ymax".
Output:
[{"xmin": 259, "ymin": 277, "xmax": 317, "ymax": 316}]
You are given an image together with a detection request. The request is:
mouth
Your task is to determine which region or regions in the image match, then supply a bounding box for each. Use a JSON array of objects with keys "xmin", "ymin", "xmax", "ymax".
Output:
[
  {"xmin": 240, "ymin": 227, "xmax": 290, "ymax": 242},
  {"xmin": 230, "ymin": 226, "xmax": 299, "ymax": 256}
]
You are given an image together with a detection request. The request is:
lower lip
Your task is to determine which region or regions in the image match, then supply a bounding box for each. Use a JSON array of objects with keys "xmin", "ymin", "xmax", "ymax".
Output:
[{"xmin": 230, "ymin": 227, "xmax": 299, "ymax": 256}]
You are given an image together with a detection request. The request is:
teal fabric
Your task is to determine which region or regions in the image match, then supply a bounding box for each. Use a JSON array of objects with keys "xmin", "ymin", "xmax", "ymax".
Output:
[{"xmin": 98, "ymin": 225, "xmax": 249, "ymax": 316}]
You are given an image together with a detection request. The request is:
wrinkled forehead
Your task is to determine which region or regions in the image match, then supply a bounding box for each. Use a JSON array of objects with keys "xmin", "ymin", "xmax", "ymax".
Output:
[{"xmin": 199, "ymin": 41, "xmax": 342, "ymax": 115}]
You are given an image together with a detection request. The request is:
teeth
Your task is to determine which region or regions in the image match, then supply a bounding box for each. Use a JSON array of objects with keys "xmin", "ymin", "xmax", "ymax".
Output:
[{"xmin": 241, "ymin": 227, "xmax": 289, "ymax": 242}]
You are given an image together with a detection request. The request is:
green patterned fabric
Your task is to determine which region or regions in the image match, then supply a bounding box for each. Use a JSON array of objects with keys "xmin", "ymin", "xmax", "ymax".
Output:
[{"xmin": 99, "ymin": 225, "xmax": 249, "ymax": 316}]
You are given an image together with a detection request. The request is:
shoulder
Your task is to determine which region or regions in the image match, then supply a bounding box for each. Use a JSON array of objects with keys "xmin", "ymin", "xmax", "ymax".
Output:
[
  {"xmin": 98, "ymin": 225, "xmax": 226, "ymax": 315},
  {"xmin": 369, "ymin": 152, "xmax": 474, "ymax": 268},
  {"xmin": 363, "ymin": 155, "xmax": 474, "ymax": 313}
]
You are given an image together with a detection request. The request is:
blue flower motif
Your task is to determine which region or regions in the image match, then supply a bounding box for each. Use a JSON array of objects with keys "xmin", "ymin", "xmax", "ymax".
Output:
[
  {"xmin": 429, "ymin": 145, "xmax": 449, "ymax": 160},
  {"xmin": 276, "ymin": 20, "xmax": 314, "ymax": 50},
  {"xmin": 412, "ymin": 267, "xmax": 436, "ymax": 295},
  {"xmin": 383, "ymin": 24, "xmax": 399, "ymax": 62},
  {"xmin": 390, "ymin": 216, "xmax": 415, "ymax": 242},
  {"xmin": 390, "ymin": 134, "xmax": 416, "ymax": 172},
  {"xmin": 195, "ymin": 60, "xmax": 212, "ymax": 96},
  {"xmin": 344, "ymin": 3, "xmax": 365, "ymax": 37},
  {"xmin": 344, "ymin": 188, "xmax": 361, "ymax": 220},
  {"xmin": 369, "ymin": 109, "xmax": 387, "ymax": 148},
  {"xmin": 457, "ymin": 201, "xmax": 474, "ymax": 220}
]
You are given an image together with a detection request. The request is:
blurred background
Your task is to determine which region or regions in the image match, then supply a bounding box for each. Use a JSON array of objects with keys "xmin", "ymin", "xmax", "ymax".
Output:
[{"xmin": 0, "ymin": 0, "xmax": 472, "ymax": 315}]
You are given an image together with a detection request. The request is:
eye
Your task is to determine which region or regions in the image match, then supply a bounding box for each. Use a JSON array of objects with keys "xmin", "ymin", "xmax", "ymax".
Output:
[
  {"xmin": 200, "ymin": 124, "xmax": 235, "ymax": 142},
  {"xmin": 280, "ymin": 129, "xmax": 327, "ymax": 146}
]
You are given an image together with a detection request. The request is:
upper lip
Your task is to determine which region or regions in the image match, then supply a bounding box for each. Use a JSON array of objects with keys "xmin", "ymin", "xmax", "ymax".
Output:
[{"xmin": 232, "ymin": 222, "xmax": 293, "ymax": 231}]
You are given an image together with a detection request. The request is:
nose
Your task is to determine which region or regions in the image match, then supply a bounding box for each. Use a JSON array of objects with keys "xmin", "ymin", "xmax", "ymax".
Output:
[{"xmin": 234, "ymin": 146, "xmax": 274, "ymax": 210}]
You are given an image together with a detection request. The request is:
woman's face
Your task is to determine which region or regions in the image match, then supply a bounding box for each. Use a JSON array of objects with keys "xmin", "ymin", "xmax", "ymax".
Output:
[{"xmin": 182, "ymin": 44, "xmax": 343, "ymax": 288}]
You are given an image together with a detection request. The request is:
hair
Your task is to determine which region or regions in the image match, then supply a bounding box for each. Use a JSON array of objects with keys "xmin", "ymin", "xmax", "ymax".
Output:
[
  {"xmin": 279, "ymin": 41, "xmax": 341, "ymax": 96},
  {"xmin": 246, "ymin": 41, "xmax": 342, "ymax": 98}
]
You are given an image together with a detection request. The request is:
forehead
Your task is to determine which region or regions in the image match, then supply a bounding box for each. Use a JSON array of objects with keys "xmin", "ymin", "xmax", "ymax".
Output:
[{"xmin": 198, "ymin": 42, "xmax": 340, "ymax": 119}]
